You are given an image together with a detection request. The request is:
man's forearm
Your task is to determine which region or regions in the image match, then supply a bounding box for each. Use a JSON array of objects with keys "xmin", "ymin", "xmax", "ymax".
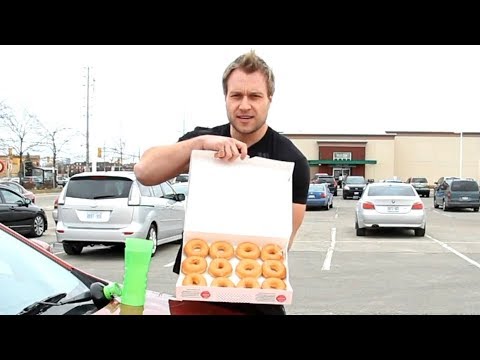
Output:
[{"xmin": 134, "ymin": 137, "xmax": 203, "ymax": 186}]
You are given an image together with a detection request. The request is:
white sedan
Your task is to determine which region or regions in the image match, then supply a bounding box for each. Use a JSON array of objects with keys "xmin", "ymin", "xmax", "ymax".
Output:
[{"xmin": 355, "ymin": 182, "xmax": 426, "ymax": 237}]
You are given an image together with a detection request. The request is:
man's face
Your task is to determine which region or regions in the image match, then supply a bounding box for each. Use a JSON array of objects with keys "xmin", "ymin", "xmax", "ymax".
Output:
[{"xmin": 225, "ymin": 69, "xmax": 272, "ymax": 135}]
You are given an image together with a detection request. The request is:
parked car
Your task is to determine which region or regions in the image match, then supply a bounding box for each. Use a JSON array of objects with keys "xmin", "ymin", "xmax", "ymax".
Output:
[
  {"xmin": 405, "ymin": 177, "xmax": 430, "ymax": 197},
  {"xmin": 311, "ymin": 174, "xmax": 337, "ymax": 196},
  {"xmin": 1, "ymin": 222, "xmax": 244, "ymax": 315},
  {"xmin": 306, "ymin": 183, "xmax": 333, "ymax": 210},
  {"xmin": 343, "ymin": 175, "xmax": 367, "ymax": 199},
  {"xmin": 171, "ymin": 182, "xmax": 189, "ymax": 197},
  {"xmin": 55, "ymin": 171, "xmax": 186, "ymax": 256},
  {"xmin": 433, "ymin": 178, "xmax": 480, "ymax": 212},
  {"xmin": 0, "ymin": 184, "xmax": 47, "ymax": 237},
  {"xmin": 174, "ymin": 174, "xmax": 189, "ymax": 183},
  {"xmin": 0, "ymin": 180, "xmax": 36, "ymax": 203},
  {"xmin": 56, "ymin": 176, "xmax": 69, "ymax": 187},
  {"xmin": 355, "ymin": 182, "xmax": 426, "ymax": 237}
]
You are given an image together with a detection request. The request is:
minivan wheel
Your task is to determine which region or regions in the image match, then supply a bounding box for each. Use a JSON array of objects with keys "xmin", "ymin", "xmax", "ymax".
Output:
[
  {"xmin": 63, "ymin": 242, "xmax": 83, "ymax": 255},
  {"xmin": 147, "ymin": 224, "xmax": 158, "ymax": 256},
  {"xmin": 443, "ymin": 199, "xmax": 448, "ymax": 211},
  {"xmin": 30, "ymin": 215, "xmax": 45, "ymax": 237}
]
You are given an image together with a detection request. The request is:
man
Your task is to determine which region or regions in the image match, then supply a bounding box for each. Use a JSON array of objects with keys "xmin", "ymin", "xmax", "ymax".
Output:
[{"xmin": 134, "ymin": 50, "xmax": 310, "ymax": 314}]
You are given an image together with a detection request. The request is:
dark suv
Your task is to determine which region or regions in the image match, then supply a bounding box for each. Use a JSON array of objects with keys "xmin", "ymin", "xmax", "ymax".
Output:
[
  {"xmin": 311, "ymin": 175, "xmax": 337, "ymax": 196},
  {"xmin": 342, "ymin": 176, "xmax": 367, "ymax": 199},
  {"xmin": 406, "ymin": 177, "xmax": 430, "ymax": 197}
]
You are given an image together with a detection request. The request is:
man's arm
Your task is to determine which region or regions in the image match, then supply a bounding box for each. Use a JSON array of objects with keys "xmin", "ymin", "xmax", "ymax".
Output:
[
  {"xmin": 134, "ymin": 135, "xmax": 248, "ymax": 186},
  {"xmin": 134, "ymin": 137, "xmax": 203, "ymax": 186},
  {"xmin": 288, "ymin": 203, "xmax": 306, "ymax": 250}
]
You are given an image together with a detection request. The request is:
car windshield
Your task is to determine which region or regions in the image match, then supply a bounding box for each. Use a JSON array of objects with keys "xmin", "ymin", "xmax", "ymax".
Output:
[
  {"xmin": 315, "ymin": 177, "xmax": 334, "ymax": 184},
  {"xmin": 0, "ymin": 228, "xmax": 90, "ymax": 315},
  {"xmin": 172, "ymin": 183, "xmax": 189, "ymax": 195},
  {"xmin": 451, "ymin": 181, "xmax": 479, "ymax": 191},
  {"xmin": 367, "ymin": 185, "xmax": 416, "ymax": 197},
  {"xmin": 412, "ymin": 178, "xmax": 427, "ymax": 183},
  {"xmin": 309, "ymin": 184, "xmax": 326, "ymax": 192},
  {"xmin": 346, "ymin": 177, "xmax": 365, "ymax": 184},
  {"xmin": 66, "ymin": 176, "xmax": 133, "ymax": 199}
]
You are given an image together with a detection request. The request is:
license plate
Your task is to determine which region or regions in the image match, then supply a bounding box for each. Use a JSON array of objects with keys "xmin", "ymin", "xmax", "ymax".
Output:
[
  {"xmin": 354, "ymin": 192, "xmax": 359, "ymax": 195},
  {"xmin": 462, "ymin": 197, "xmax": 469, "ymax": 200},
  {"xmin": 84, "ymin": 211, "xmax": 108, "ymax": 222},
  {"xmin": 308, "ymin": 194, "xmax": 315, "ymax": 198},
  {"xmin": 387, "ymin": 206, "xmax": 399, "ymax": 213}
]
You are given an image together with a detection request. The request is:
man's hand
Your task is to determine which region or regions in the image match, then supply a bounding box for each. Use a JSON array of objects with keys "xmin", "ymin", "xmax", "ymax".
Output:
[{"xmin": 200, "ymin": 135, "xmax": 249, "ymax": 162}]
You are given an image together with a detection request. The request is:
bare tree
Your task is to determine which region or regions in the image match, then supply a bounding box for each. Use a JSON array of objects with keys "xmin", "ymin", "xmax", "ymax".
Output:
[
  {"xmin": 0, "ymin": 102, "xmax": 43, "ymax": 179},
  {"xmin": 37, "ymin": 123, "xmax": 75, "ymax": 187}
]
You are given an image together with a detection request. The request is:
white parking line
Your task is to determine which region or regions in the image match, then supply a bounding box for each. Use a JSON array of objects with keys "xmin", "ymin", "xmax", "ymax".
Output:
[
  {"xmin": 321, "ymin": 227, "xmax": 336, "ymax": 271},
  {"xmin": 164, "ymin": 261, "xmax": 175, "ymax": 268},
  {"xmin": 433, "ymin": 210, "xmax": 453, "ymax": 217},
  {"xmin": 426, "ymin": 234, "xmax": 480, "ymax": 270},
  {"xmin": 53, "ymin": 251, "xmax": 65, "ymax": 255}
]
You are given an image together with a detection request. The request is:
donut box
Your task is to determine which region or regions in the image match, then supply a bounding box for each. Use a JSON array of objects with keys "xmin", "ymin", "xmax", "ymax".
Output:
[{"xmin": 175, "ymin": 150, "xmax": 294, "ymax": 305}]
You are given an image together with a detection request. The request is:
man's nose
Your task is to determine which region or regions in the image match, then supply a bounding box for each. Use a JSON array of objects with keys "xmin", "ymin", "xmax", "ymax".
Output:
[{"xmin": 239, "ymin": 96, "xmax": 251, "ymax": 110}]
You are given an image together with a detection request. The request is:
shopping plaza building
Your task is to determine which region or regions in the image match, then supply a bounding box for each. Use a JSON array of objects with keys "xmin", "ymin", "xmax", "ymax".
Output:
[{"xmin": 284, "ymin": 131, "xmax": 480, "ymax": 185}]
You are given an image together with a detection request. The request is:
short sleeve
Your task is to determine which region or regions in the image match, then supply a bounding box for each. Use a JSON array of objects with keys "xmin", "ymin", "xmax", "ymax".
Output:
[
  {"xmin": 178, "ymin": 126, "xmax": 216, "ymax": 143},
  {"xmin": 292, "ymin": 156, "xmax": 310, "ymax": 204}
]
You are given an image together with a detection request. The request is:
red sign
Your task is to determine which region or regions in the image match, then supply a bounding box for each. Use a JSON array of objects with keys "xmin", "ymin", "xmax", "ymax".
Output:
[
  {"xmin": 276, "ymin": 295, "xmax": 287, "ymax": 303},
  {"xmin": 200, "ymin": 291, "xmax": 211, "ymax": 299}
]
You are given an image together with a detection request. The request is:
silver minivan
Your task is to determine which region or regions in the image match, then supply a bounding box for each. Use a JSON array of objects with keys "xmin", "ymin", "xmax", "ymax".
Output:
[{"xmin": 55, "ymin": 172, "xmax": 185, "ymax": 256}]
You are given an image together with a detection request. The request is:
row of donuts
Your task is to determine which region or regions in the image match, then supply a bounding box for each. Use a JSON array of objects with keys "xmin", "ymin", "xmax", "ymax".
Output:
[
  {"xmin": 184, "ymin": 238, "xmax": 284, "ymax": 261},
  {"xmin": 182, "ymin": 273, "xmax": 287, "ymax": 290},
  {"xmin": 181, "ymin": 256, "xmax": 286, "ymax": 280}
]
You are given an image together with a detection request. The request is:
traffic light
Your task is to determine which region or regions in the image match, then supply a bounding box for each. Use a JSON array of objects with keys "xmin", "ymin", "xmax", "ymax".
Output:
[{"xmin": 97, "ymin": 147, "xmax": 102, "ymax": 158}]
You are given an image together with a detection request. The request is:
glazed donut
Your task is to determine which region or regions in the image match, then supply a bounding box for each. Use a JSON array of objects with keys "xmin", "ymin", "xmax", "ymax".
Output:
[
  {"xmin": 237, "ymin": 277, "xmax": 261, "ymax": 289},
  {"xmin": 211, "ymin": 277, "xmax": 235, "ymax": 287},
  {"xmin": 208, "ymin": 258, "xmax": 233, "ymax": 278},
  {"xmin": 209, "ymin": 241, "xmax": 234, "ymax": 259},
  {"xmin": 182, "ymin": 273, "xmax": 207, "ymax": 286},
  {"xmin": 181, "ymin": 255, "xmax": 207, "ymax": 275},
  {"xmin": 235, "ymin": 242, "xmax": 261, "ymax": 260},
  {"xmin": 184, "ymin": 238, "xmax": 209, "ymax": 257},
  {"xmin": 235, "ymin": 259, "xmax": 262, "ymax": 279},
  {"xmin": 261, "ymin": 278, "xmax": 286, "ymax": 290},
  {"xmin": 261, "ymin": 244, "xmax": 284, "ymax": 261},
  {"xmin": 262, "ymin": 260, "xmax": 286, "ymax": 279}
]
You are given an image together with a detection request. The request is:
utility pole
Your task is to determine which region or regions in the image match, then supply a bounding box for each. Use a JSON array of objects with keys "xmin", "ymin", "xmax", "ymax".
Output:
[{"xmin": 85, "ymin": 67, "xmax": 90, "ymax": 172}]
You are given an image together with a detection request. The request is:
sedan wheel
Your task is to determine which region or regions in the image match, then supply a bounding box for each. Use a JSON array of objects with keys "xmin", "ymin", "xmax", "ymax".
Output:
[
  {"xmin": 443, "ymin": 199, "xmax": 448, "ymax": 211},
  {"xmin": 355, "ymin": 221, "xmax": 365, "ymax": 236},
  {"xmin": 31, "ymin": 215, "xmax": 45, "ymax": 237},
  {"xmin": 415, "ymin": 226, "xmax": 426, "ymax": 237},
  {"xmin": 147, "ymin": 224, "xmax": 158, "ymax": 256}
]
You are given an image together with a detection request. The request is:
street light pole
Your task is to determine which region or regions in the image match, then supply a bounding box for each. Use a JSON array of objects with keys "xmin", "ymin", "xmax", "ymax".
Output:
[
  {"xmin": 85, "ymin": 67, "xmax": 90, "ymax": 172},
  {"xmin": 459, "ymin": 131, "xmax": 463, "ymax": 178}
]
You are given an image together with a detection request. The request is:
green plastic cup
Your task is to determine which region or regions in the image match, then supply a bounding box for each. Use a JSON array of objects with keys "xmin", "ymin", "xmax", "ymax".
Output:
[{"xmin": 121, "ymin": 238, "xmax": 153, "ymax": 307}]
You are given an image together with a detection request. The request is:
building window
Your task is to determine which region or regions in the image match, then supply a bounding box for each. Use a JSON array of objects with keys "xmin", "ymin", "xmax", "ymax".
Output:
[{"xmin": 333, "ymin": 152, "xmax": 352, "ymax": 161}]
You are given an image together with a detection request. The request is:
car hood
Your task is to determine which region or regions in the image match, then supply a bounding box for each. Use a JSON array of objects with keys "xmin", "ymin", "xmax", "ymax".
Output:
[
  {"xmin": 93, "ymin": 290, "xmax": 173, "ymax": 315},
  {"xmin": 92, "ymin": 290, "xmax": 249, "ymax": 315}
]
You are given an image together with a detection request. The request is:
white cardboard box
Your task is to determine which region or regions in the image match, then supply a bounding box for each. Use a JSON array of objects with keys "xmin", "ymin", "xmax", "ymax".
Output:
[{"xmin": 175, "ymin": 150, "xmax": 294, "ymax": 305}]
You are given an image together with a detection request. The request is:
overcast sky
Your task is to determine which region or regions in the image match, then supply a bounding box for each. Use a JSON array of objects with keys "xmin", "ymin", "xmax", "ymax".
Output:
[{"xmin": 1, "ymin": 45, "xmax": 479, "ymax": 162}]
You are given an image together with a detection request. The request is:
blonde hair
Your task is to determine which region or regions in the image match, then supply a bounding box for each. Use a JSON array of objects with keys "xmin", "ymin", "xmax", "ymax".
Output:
[{"xmin": 222, "ymin": 50, "xmax": 275, "ymax": 97}]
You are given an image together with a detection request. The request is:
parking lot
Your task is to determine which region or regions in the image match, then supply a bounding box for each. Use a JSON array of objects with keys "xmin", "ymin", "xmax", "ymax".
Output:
[{"xmin": 38, "ymin": 189, "xmax": 480, "ymax": 314}]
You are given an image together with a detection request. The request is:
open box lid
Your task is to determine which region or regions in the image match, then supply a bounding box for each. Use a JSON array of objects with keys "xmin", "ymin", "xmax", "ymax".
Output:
[{"xmin": 184, "ymin": 150, "xmax": 294, "ymax": 244}]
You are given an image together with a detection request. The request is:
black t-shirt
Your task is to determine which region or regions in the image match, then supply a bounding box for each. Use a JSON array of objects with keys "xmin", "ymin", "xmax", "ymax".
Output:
[
  {"xmin": 177, "ymin": 123, "xmax": 310, "ymax": 204},
  {"xmin": 173, "ymin": 123, "xmax": 310, "ymax": 277}
]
